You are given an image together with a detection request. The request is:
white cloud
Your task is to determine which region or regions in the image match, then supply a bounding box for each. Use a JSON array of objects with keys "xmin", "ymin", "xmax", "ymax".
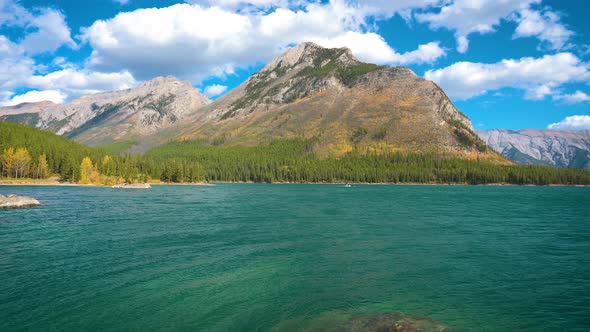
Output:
[
  {"xmin": 20, "ymin": 8, "xmax": 76, "ymax": 54},
  {"xmin": 80, "ymin": 2, "xmax": 443, "ymax": 82},
  {"xmin": 416, "ymin": 0, "xmax": 541, "ymax": 53},
  {"xmin": 311, "ymin": 31, "xmax": 444, "ymax": 65},
  {"xmin": 1, "ymin": 90, "xmax": 66, "ymax": 106},
  {"xmin": 548, "ymin": 115, "xmax": 590, "ymax": 131},
  {"xmin": 424, "ymin": 53, "xmax": 590, "ymax": 100},
  {"xmin": 554, "ymin": 91, "xmax": 590, "ymax": 104},
  {"xmin": 0, "ymin": 35, "xmax": 35, "ymax": 95},
  {"xmin": 513, "ymin": 8, "xmax": 574, "ymax": 50},
  {"xmin": 187, "ymin": 0, "xmax": 287, "ymax": 9},
  {"xmin": 26, "ymin": 68, "xmax": 137, "ymax": 96},
  {"xmin": 203, "ymin": 84, "xmax": 228, "ymax": 97},
  {"xmin": 1, "ymin": 1, "xmax": 75, "ymax": 54},
  {"xmin": 357, "ymin": 0, "xmax": 442, "ymax": 19}
]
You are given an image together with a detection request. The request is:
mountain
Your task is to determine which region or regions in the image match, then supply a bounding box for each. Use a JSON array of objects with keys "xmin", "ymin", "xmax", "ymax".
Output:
[
  {"xmin": 0, "ymin": 101, "xmax": 56, "ymax": 127},
  {"xmin": 142, "ymin": 42, "xmax": 494, "ymax": 158},
  {"xmin": 1, "ymin": 42, "xmax": 496, "ymax": 159},
  {"xmin": 0, "ymin": 77, "xmax": 210, "ymax": 146},
  {"xmin": 477, "ymin": 129, "xmax": 590, "ymax": 169}
]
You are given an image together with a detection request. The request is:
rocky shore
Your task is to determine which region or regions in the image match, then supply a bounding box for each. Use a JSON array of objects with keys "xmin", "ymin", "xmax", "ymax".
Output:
[
  {"xmin": 0, "ymin": 194, "xmax": 41, "ymax": 208},
  {"xmin": 111, "ymin": 183, "xmax": 151, "ymax": 189}
]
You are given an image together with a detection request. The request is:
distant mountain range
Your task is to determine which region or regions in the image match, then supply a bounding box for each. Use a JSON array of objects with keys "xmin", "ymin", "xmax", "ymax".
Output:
[
  {"xmin": 477, "ymin": 129, "xmax": 590, "ymax": 169},
  {"xmin": 1, "ymin": 42, "xmax": 499, "ymax": 159}
]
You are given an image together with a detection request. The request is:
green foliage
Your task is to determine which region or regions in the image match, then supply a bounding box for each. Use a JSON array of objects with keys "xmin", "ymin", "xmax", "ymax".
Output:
[
  {"xmin": 0, "ymin": 122, "xmax": 204, "ymax": 183},
  {"xmin": 146, "ymin": 139, "xmax": 590, "ymax": 185},
  {"xmin": 295, "ymin": 49, "xmax": 383, "ymax": 86},
  {"xmin": 96, "ymin": 140, "xmax": 138, "ymax": 154},
  {"xmin": 351, "ymin": 127, "xmax": 368, "ymax": 144},
  {"xmin": 0, "ymin": 122, "xmax": 102, "ymax": 181},
  {"xmin": 337, "ymin": 63, "xmax": 383, "ymax": 86},
  {"xmin": 0, "ymin": 113, "xmax": 40, "ymax": 127},
  {"xmin": 65, "ymin": 103, "xmax": 122, "ymax": 138},
  {"xmin": 2, "ymin": 122, "xmax": 587, "ymax": 185},
  {"xmin": 372, "ymin": 128, "xmax": 387, "ymax": 141}
]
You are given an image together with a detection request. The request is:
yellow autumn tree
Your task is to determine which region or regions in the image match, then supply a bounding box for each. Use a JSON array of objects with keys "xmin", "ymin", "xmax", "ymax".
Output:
[
  {"xmin": 1, "ymin": 148, "xmax": 15, "ymax": 178},
  {"xmin": 79, "ymin": 157, "xmax": 94, "ymax": 184},
  {"xmin": 101, "ymin": 155, "xmax": 115, "ymax": 176},
  {"xmin": 37, "ymin": 153, "xmax": 50, "ymax": 179},
  {"xmin": 13, "ymin": 148, "xmax": 32, "ymax": 179}
]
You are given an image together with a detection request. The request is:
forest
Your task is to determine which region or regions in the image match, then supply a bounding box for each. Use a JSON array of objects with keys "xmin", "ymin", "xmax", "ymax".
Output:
[{"xmin": 1, "ymin": 122, "xmax": 589, "ymax": 185}]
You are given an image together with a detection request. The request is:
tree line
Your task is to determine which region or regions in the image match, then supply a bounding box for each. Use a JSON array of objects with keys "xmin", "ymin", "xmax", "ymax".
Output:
[
  {"xmin": 1, "ymin": 122, "xmax": 589, "ymax": 185},
  {"xmin": 146, "ymin": 139, "xmax": 590, "ymax": 185}
]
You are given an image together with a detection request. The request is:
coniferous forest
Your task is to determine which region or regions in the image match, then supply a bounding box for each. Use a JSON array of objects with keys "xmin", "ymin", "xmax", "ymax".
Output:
[{"xmin": 1, "ymin": 122, "xmax": 589, "ymax": 185}]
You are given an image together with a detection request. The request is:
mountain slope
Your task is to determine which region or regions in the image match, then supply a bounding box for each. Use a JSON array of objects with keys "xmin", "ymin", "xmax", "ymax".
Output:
[
  {"xmin": 145, "ymin": 42, "xmax": 493, "ymax": 158},
  {"xmin": 0, "ymin": 77, "xmax": 210, "ymax": 146},
  {"xmin": 0, "ymin": 101, "xmax": 56, "ymax": 127},
  {"xmin": 477, "ymin": 129, "xmax": 590, "ymax": 169}
]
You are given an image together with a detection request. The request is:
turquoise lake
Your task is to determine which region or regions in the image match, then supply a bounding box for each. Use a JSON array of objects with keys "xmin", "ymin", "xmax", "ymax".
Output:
[{"xmin": 0, "ymin": 184, "xmax": 589, "ymax": 331}]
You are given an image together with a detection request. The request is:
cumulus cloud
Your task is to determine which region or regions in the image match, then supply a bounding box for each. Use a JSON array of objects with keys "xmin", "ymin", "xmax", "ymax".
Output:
[
  {"xmin": 20, "ymin": 8, "xmax": 76, "ymax": 54},
  {"xmin": 0, "ymin": 36, "xmax": 34, "ymax": 92},
  {"xmin": 357, "ymin": 0, "xmax": 442, "ymax": 19},
  {"xmin": 187, "ymin": 0, "xmax": 288, "ymax": 9},
  {"xmin": 548, "ymin": 115, "xmax": 590, "ymax": 131},
  {"xmin": 203, "ymin": 84, "xmax": 228, "ymax": 97},
  {"xmin": 26, "ymin": 68, "xmax": 137, "ymax": 96},
  {"xmin": 1, "ymin": 90, "xmax": 67, "ymax": 106},
  {"xmin": 79, "ymin": 2, "xmax": 440, "ymax": 82},
  {"xmin": 311, "ymin": 31, "xmax": 444, "ymax": 65},
  {"xmin": 513, "ymin": 8, "xmax": 574, "ymax": 50},
  {"xmin": 0, "ymin": 1, "xmax": 75, "ymax": 54},
  {"xmin": 424, "ymin": 53, "xmax": 590, "ymax": 100},
  {"xmin": 0, "ymin": 0, "xmax": 140, "ymax": 101},
  {"xmin": 414, "ymin": 0, "xmax": 574, "ymax": 53},
  {"xmin": 554, "ymin": 91, "xmax": 590, "ymax": 104}
]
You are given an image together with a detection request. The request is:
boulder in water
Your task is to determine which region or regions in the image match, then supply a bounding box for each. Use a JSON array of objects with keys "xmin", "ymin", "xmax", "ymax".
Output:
[
  {"xmin": 337, "ymin": 312, "xmax": 449, "ymax": 332},
  {"xmin": 0, "ymin": 194, "xmax": 41, "ymax": 209},
  {"xmin": 111, "ymin": 183, "xmax": 151, "ymax": 189}
]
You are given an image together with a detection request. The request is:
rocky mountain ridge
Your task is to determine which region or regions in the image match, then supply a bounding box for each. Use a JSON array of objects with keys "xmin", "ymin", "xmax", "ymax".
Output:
[
  {"xmin": 477, "ymin": 129, "xmax": 590, "ymax": 169},
  {"xmin": 149, "ymin": 42, "xmax": 488, "ymax": 157},
  {"xmin": 0, "ymin": 76, "xmax": 210, "ymax": 146},
  {"xmin": 2, "ymin": 42, "xmax": 493, "ymax": 159}
]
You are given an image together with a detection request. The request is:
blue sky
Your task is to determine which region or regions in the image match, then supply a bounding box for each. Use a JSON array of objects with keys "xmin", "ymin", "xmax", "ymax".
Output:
[{"xmin": 0, "ymin": 0, "xmax": 589, "ymax": 131}]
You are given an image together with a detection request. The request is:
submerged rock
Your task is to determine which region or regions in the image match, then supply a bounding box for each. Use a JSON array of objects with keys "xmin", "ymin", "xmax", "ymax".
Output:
[
  {"xmin": 0, "ymin": 194, "xmax": 41, "ymax": 209},
  {"xmin": 111, "ymin": 183, "xmax": 151, "ymax": 189},
  {"xmin": 337, "ymin": 312, "xmax": 449, "ymax": 332}
]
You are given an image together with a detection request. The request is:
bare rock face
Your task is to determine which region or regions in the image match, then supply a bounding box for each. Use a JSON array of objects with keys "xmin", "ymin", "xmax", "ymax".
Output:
[
  {"xmin": 0, "ymin": 194, "xmax": 41, "ymax": 209},
  {"xmin": 152, "ymin": 42, "xmax": 489, "ymax": 157},
  {"xmin": 477, "ymin": 129, "xmax": 590, "ymax": 168},
  {"xmin": 63, "ymin": 76, "xmax": 210, "ymax": 146},
  {"xmin": 0, "ymin": 101, "xmax": 57, "ymax": 127},
  {"xmin": 1, "ymin": 76, "xmax": 210, "ymax": 147},
  {"xmin": 0, "ymin": 101, "xmax": 56, "ymax": 116}
]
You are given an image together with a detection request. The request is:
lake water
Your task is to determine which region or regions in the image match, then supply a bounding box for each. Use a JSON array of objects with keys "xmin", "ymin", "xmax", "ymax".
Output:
[{"xmin": 0, "ymin": 184, "xmax": 589, "ymax": 331}]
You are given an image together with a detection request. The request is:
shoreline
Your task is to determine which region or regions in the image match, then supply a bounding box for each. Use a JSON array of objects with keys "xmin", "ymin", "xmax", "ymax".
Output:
[
  {"xmin": 0, "ymin": 180, "xmax": 212, "ymax": 187},
  {"xmin": 0, "ymin": 180, "xmax": 587, "ymax": 187}
]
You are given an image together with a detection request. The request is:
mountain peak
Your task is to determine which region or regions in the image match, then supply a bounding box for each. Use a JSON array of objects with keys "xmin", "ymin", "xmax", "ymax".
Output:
[
  {"xmin": 138, "ymin": 75, "xmax": 193, "ymax": 91},
  {"xmin": 262, "ymin": 42, "xmax": 359, "ymax": 73}
]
